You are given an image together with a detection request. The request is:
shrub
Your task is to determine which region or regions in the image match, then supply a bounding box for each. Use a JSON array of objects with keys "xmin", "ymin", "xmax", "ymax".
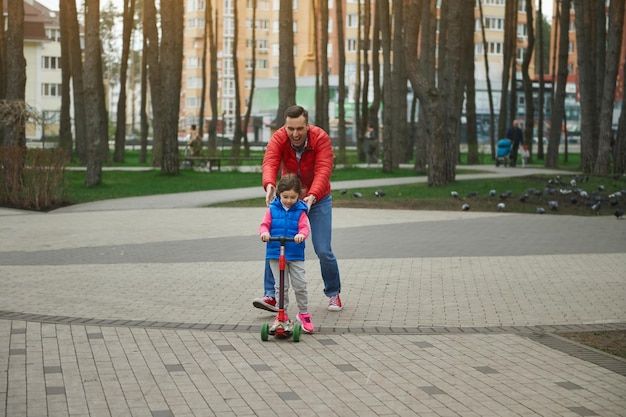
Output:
[{"xmin": 0, "ymin": 146, "xmax": 70, "ymax": 210}]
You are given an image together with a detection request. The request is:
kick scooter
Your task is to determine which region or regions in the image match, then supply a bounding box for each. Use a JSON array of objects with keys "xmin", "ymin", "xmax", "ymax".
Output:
[{"xmin": 260, "ymin": 236, "xmax": 302, "ymax": 342}]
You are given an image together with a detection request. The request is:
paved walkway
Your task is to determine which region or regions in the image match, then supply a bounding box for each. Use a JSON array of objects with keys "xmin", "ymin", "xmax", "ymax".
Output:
[{"xmin": 1, "ymin": 165, "xmax": 625, "ymax": 417}]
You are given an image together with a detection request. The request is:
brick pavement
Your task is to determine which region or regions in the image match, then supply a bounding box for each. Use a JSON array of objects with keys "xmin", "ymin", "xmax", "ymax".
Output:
[{"xmin": 1, "ymin": 166, "xmax": 625, "ymax": 416}]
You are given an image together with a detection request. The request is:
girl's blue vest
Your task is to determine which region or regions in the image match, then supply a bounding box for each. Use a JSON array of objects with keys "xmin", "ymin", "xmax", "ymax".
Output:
[{"xmin": 266, "ymin": 197, "xmax": 308, "ymax": 261}]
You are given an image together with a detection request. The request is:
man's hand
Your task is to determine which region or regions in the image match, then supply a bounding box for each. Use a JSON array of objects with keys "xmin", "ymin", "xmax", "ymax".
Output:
[
  {"xmin": 304, "ymin": 194, "xmax": 316, "ymax": 211},
  {"xmin": 265, "ymin": 185, "xmax": 276, "ymax": 206}
]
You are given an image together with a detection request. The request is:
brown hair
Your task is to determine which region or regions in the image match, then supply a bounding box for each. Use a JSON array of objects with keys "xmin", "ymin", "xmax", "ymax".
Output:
[
  {"xmin": 276, "ymin": 173, "xmax": 302, "ymax": 196},
  {"xmin": 284, "ymin": 105, "xmax": 308, "ymax": 123}
]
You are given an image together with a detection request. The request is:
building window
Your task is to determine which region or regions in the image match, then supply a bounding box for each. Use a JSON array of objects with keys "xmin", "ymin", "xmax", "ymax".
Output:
[
  {"xmin": 347, "ymin": 14, "xmax": 358, "ymax": 28},
  {"xmin": 347, "ymin": 38, "xmax": 357, "ymax": 52},
  {"xmin": 41, "ymin": 83, "xmax": 62, "ymax": 97},
  {"xmin": 42, "ymin": 56, "xmax": 61, "ymax": 70},
  {"xmin": 45, "ymin": 28, "xmax": 61, "ymax": 42}
]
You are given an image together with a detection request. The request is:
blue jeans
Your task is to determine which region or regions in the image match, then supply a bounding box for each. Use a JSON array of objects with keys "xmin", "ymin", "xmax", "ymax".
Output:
[{"xmin": 264, "ymin": 194, "xmax": 341, "ymax": 298}]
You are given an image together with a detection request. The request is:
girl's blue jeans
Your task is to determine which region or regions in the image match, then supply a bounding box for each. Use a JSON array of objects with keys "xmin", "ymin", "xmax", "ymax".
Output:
[{"xmin": 264, "ymin": 194, "xmax": 341, "ymax": 298}]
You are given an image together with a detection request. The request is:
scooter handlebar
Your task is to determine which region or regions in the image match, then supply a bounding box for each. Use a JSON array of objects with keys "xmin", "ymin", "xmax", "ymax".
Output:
[{"xmin": 268, "ymin": 236, "xmax": 296, "ymax": 244}]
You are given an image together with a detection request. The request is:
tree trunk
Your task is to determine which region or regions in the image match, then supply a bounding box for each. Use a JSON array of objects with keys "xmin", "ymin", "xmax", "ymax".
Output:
[
  {"xmin": 391, "ymin": 0, "xmax": 407, "ymax": 167},
  {"xmin": 497, "ymin": 0, "xmax": 517, "ymax": 140},
  {"xmin": 368, "ymin": 3, "xmax": 381, "ymax": 162},
  {"xmin": 405, "ymin": 0, "xmax": 421, "ymax": 166},
  {"xmin": 274, "ymin": 0, "xmax": 296, "ymax": 128},
  {"xmin": 536, "ymin": 1, "xmax": 545, "ymax": 161},
  {"xmin": 113, "ymin": 0, "xmax": 135, "ymax": 163},
  {"xmin": 462, "ymin": 0, "xmax": 478, "ymax": 164},
  {"xmin": 208, "ymin": 5, "xmax": 219, "ymax": 156},
  {"xmin": 157, "ymin": 1, "xmax": 183, "ymax": 174},
  {"xmin": 378, "ymin": 0, "xmax": 393, "ymax": 173},
  {"xmin": 0, "ymin": 0, "xmax": 6, "ymax": 101},
  {"xmin": 140, "ymin": 33, "xmax": 148, "ymax": 164},
  {"xmin": 478, "ymin": 0, "xmax": 497, "ymax": 158},
  {"xmin": 144, "ymin": 0, "xmax": 162, "ymax": 166},
  {"xmin": 335, "ymin": 0, "xmax": 347, "ymax": 164},
  {"xmin": 5, "ymin": 0, "xmax": 26, "ymax": 148},
  {"xmin": 573, "ymin": 0, "xmax": 599, "ymax": 173},
  {"xmin": 318, "ymin": 1, "xmax": 329, "ymax": 132},
  {"xmin": 547, "ymin": 0, "xmax": 571, "ymax": 168},
  {"xmin": 593, "ymin": 0, "xmax": 624, "ymax": 175},
  {"xmin": 242, "ymin": 0, "xmax": 258, "ymax": 157},
  {"xmin": 522, "ymin": 0, "xmax": 535, "ymax": 162},
  {"xmin": 67, "ymin": 0, "xmax": 88, "ymax": 164},
  {"xmin": 231, "ymin": 0, "xmax": 243, "ymax": 163},
  {"xmin": 83, "ymin": 0, "xmax": 107, "ymax": 186},
  {"xmin": 58, "ymin": 0, "xmax": 73, "ymax": 156},
  {"xmin": 414, "ymin": 0, "xmax": 436, "ymax": 174}
]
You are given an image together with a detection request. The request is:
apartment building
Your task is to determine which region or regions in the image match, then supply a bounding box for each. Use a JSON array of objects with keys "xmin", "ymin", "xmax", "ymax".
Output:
[
  {"xmin": 180, "ymin": 0, "xmax": 536, "ymax": 143},
  {"xmin": 15, "ymin": 0, "xmax": 63, "ymax": 140}
]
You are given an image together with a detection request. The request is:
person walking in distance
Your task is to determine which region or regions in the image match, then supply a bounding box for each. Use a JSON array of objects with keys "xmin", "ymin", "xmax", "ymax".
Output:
[
  {"xmin": 506, "ymin": 119, "xmax": 523, "ymax": 167},
  {"xmin": 253, "ymin": 105, "xmax": 343, "ymax": 312}
]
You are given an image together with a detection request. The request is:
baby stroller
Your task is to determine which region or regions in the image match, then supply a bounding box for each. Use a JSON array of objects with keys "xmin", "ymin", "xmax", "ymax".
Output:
[{"xmin": 496, "ymin": 138, "xmax": 512, "ymax": 167}]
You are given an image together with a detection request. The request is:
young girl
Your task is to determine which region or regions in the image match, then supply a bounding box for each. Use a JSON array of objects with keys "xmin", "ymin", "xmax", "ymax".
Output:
[{"xmin": 259, "ymin": 173, "xmax": 314, "ymax": 333}]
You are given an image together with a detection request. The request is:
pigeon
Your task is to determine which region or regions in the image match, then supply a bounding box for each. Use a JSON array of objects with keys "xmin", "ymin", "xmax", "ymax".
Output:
[
  {"xmin": 451, "ymin": 191, "xmax": 459, "ymax": 198},
  {"xmin": 591, "ymin": 202, "xmax": 601, "ymax": 214},
  {"xmin": 570, "ymin": 179, "xmax": 577, "ymax": 187},
  {"xmin": 466, "ymin": 191, "xmax": 478, "ymax": 198},
  {"xmin": 579, "ymin": 190, "xmax": 589, "ymax": 198},
  {"xmin": 461, "ymin": 203, "xmax": 470, "ymax": 211},
  {"xmin": 571, "ymin": 197, "xmax": 578, "ymax": 204},
  {"xmin": 610, "ymin": 199, "xmax": 619, "ymax": 207},
  {"xmin": 519, "ymin": 194, "xmax": 529, "ymax": 202},
  {"xmin": 340, "ymin": 189, "xmax": 347, "ymax": 195},
  {"xmin": 615, "ymin": 208, "xmax": 624, "ymax": 219},
  {"xmin": 500, "ymin": 190, "xmax": 512, "ymax": 199},
  {"xmin": 353, "ymin": 192, "xmax": 362, "ymax": 198},
  {"xmin": 598, "ymin": 185, "xmax": 606, "ymax": 191},
  {"xmin": 497, "ymin": 202, "xmax": 505, "ymax": 212},
  {"xmin": 374, "ymin": 189, "xmax": 386, "ymax": 197},
  {"xmin": 489, "ymin": 189, "xmax": 497, "ymax": 197},
  {"xmin": 536, "ymin": 207, "xmax": 545, "ymax": 214},
  {"xmin": 548, "ymin": 201, "xmax": 558, "ymax": 210}
]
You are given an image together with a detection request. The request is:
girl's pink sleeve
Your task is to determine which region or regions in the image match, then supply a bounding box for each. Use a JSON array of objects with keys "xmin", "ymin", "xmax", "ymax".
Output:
[
  {"xmin": 259, "ymin": 209, "xmax": 272, "ymax": 234},
  {"xmin": 298, "ymin": 212, "xmax": 311, "ymax": 238}
]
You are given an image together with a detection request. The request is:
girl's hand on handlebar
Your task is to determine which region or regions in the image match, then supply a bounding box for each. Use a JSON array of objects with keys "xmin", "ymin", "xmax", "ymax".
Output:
[
  {"xmin": 294, "ymin": 234, "xmax": 305, "ymax": 243},
  {"xmin": 260, "ymin": 232, "xmax": 270, "ymax": 242}
]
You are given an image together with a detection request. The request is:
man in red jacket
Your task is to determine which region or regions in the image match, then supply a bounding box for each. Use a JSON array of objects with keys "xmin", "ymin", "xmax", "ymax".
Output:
[{"xmin": 253, "ymin": 105, "xmax": 343, "ymax": 312}]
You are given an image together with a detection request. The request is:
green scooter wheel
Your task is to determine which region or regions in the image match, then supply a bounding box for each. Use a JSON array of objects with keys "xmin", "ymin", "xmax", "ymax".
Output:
[
  {"xmin": 292, "ymin": 323, "xmax": 302, "ymax": 342},
  {"xmin": 261, "ymin": 322, "xmax": 269, "ymax": 341}
]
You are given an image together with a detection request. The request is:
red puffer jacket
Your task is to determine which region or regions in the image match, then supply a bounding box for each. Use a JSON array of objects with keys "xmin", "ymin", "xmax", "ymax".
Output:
[{"xmin": 262, "ymin": 124, "xmax": 334, "ymax": 201}]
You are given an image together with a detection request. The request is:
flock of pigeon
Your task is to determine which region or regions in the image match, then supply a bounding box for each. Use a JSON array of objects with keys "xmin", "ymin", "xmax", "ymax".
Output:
[{"xmin": 450, "ymin": 174, "xmax": 625, "ymax": 219}]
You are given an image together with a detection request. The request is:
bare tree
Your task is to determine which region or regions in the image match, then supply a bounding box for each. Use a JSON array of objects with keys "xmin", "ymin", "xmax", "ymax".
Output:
[
  {"xmin": 413, "ymin": 0, "xmax": 436, "ymax": 174},
  {"xmin": 67, "ymin": 0, "xmax": 88, "ymax": 164},
  {"xmin": 113, "ymin": 0, "xmax": 136, "ymax": 163},
  {"xmin": 404, "ymin": 0, "xmax": 421, "ymax": 165},
  {"xmin": 0, "ymin": 0, "xmax": 5, "ymax": 101},
  {"xmin": 497, "ymin": 0, "xmax": 518, "ymax": 140},
  {"xmin": 547, "ymin": 0, "xmax": 571, "ymax": 167},
  {"xmin": 319, "ymin": 1, "xmax": 330, "ymax": 132},
  {"xmin": 241, "ymin": 0, "xmax": 258, "ymax": 157},
  {"xmin": 207, "ymin": 4, "xmax": 219, "ymax": 156},
  {"xmin": 231, "ymin": 0, "xmax": 243, "ymax": 163},
  {"xmin": 462, "ymin": 0, "xmax": 478, "ymax": 164},
  {"xmin": 335, "ymin": 0, "xmax": 347, "ymax": 164},
  {"xmin": 536, "ymin": 0, "xmax": 545, "ymax": 160},
  {"xmin": 274, "ymin": 0, "xmax": 296, "ymax": 128},
  {"xmin": 521, "ymin": 0, "xmax": 535, "ymax": 162},
  {"xmin": 58, "ymin": 0, "xmax": 73, "ymax": 155},
  {"xmin": 378, "ymin": 0, "xmax": 393, "ymax": 172},
  {"xmin": 593, "ymin": 0, "xmax": 624, "ymax": 175},
  {"xmin": 391, "ymin": 0, "xmax": 407, "ymax": 167},
  {"xmin": 478, "ymin": 0, "xmax": 496, "ymax": 157},
  {"xmin": 4, "ymin": 0, "xmax": 26, "ymax": 148},
  {"xmin": 83, "ymin": 0, "xmax": 108, "ymax": 186}
]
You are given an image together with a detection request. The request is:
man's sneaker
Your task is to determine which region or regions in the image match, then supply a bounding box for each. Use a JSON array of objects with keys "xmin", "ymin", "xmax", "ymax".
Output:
[
  {"xmin": 296, "ymin": 312, "xmax": 314, "ymax": 333},
  {"xmin": 328, "ymin": 295, "xmax": 343, "ymax": 311},
  {"xmin": 253, "ymin": 296, "xmax": 278, "ymax": 312}
]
